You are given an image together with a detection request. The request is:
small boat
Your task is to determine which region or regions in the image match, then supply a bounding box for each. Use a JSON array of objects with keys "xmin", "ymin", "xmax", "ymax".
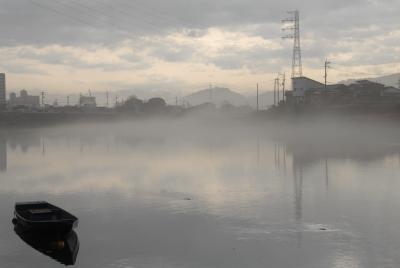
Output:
[
  {"xmin": 14, "ymin": 224, "xmax": 79, "ymax": 265},
  {"xmin": 13, "ymin": 201, "xmax": 78, "ymax": 233}
]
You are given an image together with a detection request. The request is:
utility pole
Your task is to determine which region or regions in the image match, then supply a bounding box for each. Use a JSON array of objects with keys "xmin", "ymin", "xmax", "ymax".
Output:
[
  {"xmin": 115, "ymin": 96, "xmax": 119, "ymax": 107},
  {"xmin": 256, "ymin": 83, "xmax": 259, "ymax": 111},
  {"xmin": 282, "ymin": 10, "xmax": 303, "ymax": 79},
  {"xmin": 273, "ymin": 79, "xmax": 276, "ymax": 106},
  {"xmin": 280, "ymin": 73, "xmax": 286, "ymax": 102},
  {"xmin": 41, "ymin": 91, "xmax": 45, "ymax": 107},
  {"xmin": 106, "ymin": 91, "xmax": 109, "ymax": 107},
  {"xmin": 209, "ymin": 84, "xmax": 213, "ymax": 103},
  {"xmin": 67, "ymin": 95, "xmax": 70, "ymax": 106},
  {"xmin": 324, "ymin": 59, "xmax": 331, "ymax": 90},
  {"xmin": 277, "ymin": 75, "xmax": 280, "ymax": 103},
  {"xmin": 175, "ymin": 96, "xmax": 178, "ymax": 106}
]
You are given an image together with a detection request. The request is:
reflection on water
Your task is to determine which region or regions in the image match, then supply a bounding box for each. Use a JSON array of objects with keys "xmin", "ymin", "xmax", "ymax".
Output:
[
  {"xmin": 0, "ymin": 137, "xmax": 6, "ymax": 172},
  {"xmin": 14, "ymin": 225, "xmax": 79, "ymax": 266},
  {"xmin": 0, "ymin": 120, "xmax": 400, "ymax": 267}
]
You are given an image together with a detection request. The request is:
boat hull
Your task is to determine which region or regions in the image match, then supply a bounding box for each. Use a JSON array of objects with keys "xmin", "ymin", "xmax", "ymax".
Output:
[{"xmin": 13, "ymin": 201, "xmax": 78, "ymax": 234}]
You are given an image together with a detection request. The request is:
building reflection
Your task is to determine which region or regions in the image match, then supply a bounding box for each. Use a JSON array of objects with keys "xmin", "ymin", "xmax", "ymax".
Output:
[
  {"xmin": 325, "ymin": 159, "xmax": 329, "ymax": 191},
  {"xmin": 14, "ymin": 224, "xmax": 79, "ymax": 266},
  {"xmin": 274, "ymin": 141, "xmax": 304, "ymax": 246},
  {"xmin": 292, "ymin": 158, "xmax": 303, "ymax": 222},
  {"xmin": 0, "ymin": 137, "xmax": 6, "ymax": 172},
  {"xmin": 274, "ymin": 142, "xmax": 288, "ymax": 176},
  {"xmin": 9, "ymin": 133, "xmax": 41, "ymax": 153}
]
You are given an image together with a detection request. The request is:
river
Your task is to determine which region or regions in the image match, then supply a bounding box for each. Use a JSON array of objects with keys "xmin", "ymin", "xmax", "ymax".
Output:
[{"xmin": 0, "ymin": 118, "xmax": 399, "ymax": 267}]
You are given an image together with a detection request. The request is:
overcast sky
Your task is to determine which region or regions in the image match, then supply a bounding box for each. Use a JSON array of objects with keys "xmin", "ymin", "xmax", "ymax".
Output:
[{"xmin": 0, "ymin": 0, "xmax": 398, "ymax": 96}]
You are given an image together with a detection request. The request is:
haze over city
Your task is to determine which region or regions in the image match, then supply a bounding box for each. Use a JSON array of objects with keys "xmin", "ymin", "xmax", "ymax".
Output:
[{"xmin": 0, "ymin": 0, "xmax": 399, "ymax": 96}]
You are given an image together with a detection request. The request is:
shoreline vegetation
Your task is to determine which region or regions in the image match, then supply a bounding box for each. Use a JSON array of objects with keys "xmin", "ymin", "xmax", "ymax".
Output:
[
  {"xmin": 4, "ymin": 80, "xmax": 400, "ymax": 127},
  {"xmin": 2, "ymin": 103, "xmax": 400, "ymax": 128}
]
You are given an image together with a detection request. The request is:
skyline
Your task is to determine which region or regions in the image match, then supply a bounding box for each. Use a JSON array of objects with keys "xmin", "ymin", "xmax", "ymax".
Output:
[{"xmin": 0, "ymin": 0, "xmax": 399, "ymax": 95}]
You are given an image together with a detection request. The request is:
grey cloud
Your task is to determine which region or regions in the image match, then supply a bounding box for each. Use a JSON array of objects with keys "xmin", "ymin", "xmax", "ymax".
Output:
[
  {"xmin": 13, "ymin": 46, "xmax": 152, "ymax": 71},
  {"xmin": 0, "ymin": 0, "xmax": 396, "ymax": 46},
  {"xmin": 0, "ymin": 0, "xmax": 397, "ymax": 83},
  {"xmin": 17, "ymin": 48, "xmax": 69, "ymax": 65},
  {"xmin": 0, "ymin": 63, "xmax": 47, "ymax": 75},
  {"xmin": 207, "ymin": 45, "xmax": 290, "ymax": 71},
  {"xmin": 150, "ymin": 44, "xmax": 195, "ymax": 62},
  {"xmin": 71, "ymin": 61, "xmax": 151, "ymax": 72}
]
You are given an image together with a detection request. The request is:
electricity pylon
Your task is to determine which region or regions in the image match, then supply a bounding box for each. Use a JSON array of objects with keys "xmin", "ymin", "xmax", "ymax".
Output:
[{"xmin": 282, "ymin": 10, "xmax": 303, "ymax": 79}]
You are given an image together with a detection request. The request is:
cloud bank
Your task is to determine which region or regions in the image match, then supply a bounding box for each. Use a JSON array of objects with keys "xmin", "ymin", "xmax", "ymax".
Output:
[{"xmin": 0, "ymin": 0, "xmax": 398, "ymax": 95}]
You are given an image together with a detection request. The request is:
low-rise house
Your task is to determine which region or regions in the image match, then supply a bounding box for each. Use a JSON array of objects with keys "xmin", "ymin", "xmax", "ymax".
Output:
[
  {"xmin": 292, "ymin": 76, "xmax": 325, "ymax": 103},
  {"xmin": 286, "ymin": 76, "xmax": 400, "ymax": 107}
]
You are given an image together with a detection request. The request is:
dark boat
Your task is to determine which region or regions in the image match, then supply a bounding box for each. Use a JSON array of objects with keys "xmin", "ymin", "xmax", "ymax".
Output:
[
  {"xmin": 13, "ymin": 201, "xmax": 78, "ymax": 233},
  {"xmin": 14, "ymin": 224, "xmax": 79, "ymax": 266}
]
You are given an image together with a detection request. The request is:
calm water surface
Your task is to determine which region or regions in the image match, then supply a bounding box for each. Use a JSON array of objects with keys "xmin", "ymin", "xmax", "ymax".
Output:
[{"xmin": 1, "ymin": 120, "xmax": 400, "ymax": 268}]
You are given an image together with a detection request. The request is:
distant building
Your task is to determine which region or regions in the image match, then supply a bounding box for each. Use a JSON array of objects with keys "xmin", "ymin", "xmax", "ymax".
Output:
[
  {"xmin": 381, "ymin": 87, "xmax": 400, "ymax": 98},
  {"xmin": 285, "ymin": 77, "xmax": 400, "ymax": 108},
  {"xmin": 79, "ymin": 95, "xmax": 96, "ymax": 108},
  {"xmin": 0, "ymin": 73, "xmax": 5, "ymax": 110},
  {"xmin": 8, "ymin": 90, "xmax": 40, "ymax": 109},
  {"xmin": 292, "ymin": 76, "xmax": 325, "ymax": 100},
  {"xmin": 287, "ymin": 76, "xmax": 357, "ymax": 105}
]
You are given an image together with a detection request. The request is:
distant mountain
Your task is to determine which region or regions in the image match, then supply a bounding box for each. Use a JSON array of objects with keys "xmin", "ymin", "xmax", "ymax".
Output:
[
  {"xmin": 339, "ymin": 73, "xmax": 400, "ymax": 88},
  {"xmin": 247, "ymin": 91, "xmax": 276, "ymax": 109},
  {"xmin": 113, "ymin": 88, "xmax": 180, "ymax": 105},
  {"xmin": 184, "ymin": 87, "xmax": 248, "ymax": 107}
]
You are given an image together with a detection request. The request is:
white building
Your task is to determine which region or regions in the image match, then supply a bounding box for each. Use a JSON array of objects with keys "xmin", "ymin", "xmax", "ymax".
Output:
[
  {"xmin": 292, "ymin": 76, "xmax": 325, "ymax": 99},
  {"xmin": 9, "ymin": 90, "xmax": 40, "ymax": 109},
  {"xmin": 79, "ymin": 95, "xmax": 96, "ymax": 108}
]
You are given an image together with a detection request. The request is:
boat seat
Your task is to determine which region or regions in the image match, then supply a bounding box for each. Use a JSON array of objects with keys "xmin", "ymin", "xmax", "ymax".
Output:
[{"xmin": 28, "ymin": 209, "xmax": 60, "ymax": 220}]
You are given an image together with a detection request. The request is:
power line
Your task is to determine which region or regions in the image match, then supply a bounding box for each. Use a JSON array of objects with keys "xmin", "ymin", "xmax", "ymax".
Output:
[
  {"xmin": 116, "ymin": 0, "xmax": 186, "ymax": 28},
  {"xmin": 330, "ymin": 65, "xmax": 394, "ymax": 78},
  {"xmin": 330, "ymin": 62, "xmax": 395, "ymax": 76},
  {"xmin": 90, "ymin": 0, "xmax": 168, "ymax": 30},
  {"xmin": 30, "ymin": 0, "xmax": 165, "ymax": 36},
  {"xmin": 52, "ymin": 0, "xmax": 120, "ymax": 29},
  {"xmin": 65, "ymin": 0, "xmax": 165, "ymax": 35},
  {"xmin": 28, "ymin": 0, "xmax": 99, "ymax": 29},
  {"xmin": 61, "ymin": 0, "xmax": 162, "ymax": 36}
]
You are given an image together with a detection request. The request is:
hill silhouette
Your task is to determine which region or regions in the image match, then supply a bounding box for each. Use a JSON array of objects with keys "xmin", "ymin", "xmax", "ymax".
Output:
[
  {"xmin": 340, "ymin": 73, "xmax": 400, "ymax": 88},
  {"xmin": 184, "ymin": 87, "xmax": 248, "ymax": 107}
]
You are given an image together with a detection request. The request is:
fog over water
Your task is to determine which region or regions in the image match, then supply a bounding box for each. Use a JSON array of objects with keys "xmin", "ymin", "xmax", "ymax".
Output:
[{"xmin": 1, "ymin": 116, "xmax": 400, "ymax": 267}]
